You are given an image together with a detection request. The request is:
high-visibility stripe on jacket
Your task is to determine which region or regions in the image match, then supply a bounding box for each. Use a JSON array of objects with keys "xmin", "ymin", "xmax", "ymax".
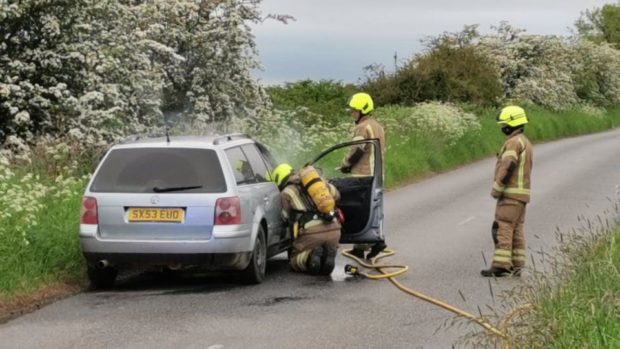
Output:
[
  {"xmin": 492, "ymin": 129, "xmax": 533, "ymax": 203},
  {"xmin": 342, "ymin": 115, "xmax": 385, "ymax": 176}
]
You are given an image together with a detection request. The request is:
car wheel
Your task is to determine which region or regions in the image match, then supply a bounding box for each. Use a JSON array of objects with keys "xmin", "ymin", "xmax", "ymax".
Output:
[
  {"xmin": 87, "ymin": 265, "xmax": 118, "ymax": 289},
  {"xmin": 241, "ymin": 226, "xmax": 267, "ymax": 284}
]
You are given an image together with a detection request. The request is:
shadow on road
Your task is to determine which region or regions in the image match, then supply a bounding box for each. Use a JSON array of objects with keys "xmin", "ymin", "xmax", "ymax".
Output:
[{"xmin": 86, "ymin": 257, "xmax": 293, "ymax": 295}]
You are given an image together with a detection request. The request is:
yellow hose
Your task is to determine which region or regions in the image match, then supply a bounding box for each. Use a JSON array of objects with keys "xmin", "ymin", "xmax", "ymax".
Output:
[{"xmin": 342, "ymin": 248, "xmax": 511, "ymax": 347}]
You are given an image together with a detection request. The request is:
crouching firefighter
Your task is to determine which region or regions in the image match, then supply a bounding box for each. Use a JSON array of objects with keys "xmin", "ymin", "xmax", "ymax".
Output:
[{"xmin": 271, "ymin": 163, "xmax": 342, "ymax": 276}]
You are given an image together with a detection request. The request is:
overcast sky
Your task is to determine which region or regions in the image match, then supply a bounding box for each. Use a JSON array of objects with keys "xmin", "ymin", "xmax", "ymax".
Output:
[{"xmin": 251, "ymin": 0, "xmax": 618, "ymax": 85}]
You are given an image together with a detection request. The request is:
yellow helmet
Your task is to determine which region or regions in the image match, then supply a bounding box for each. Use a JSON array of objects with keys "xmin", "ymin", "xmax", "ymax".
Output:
[
  {"xmin": 348, "ymin": 92, "xmax": 374, "ymax": 115},
  {"xmin": 271, "ymin": 163, "xmax": 293, "ymax": 188},
  {"xmin": 497, "ymin": 105, "xmax": 528, "ymax": 127}
]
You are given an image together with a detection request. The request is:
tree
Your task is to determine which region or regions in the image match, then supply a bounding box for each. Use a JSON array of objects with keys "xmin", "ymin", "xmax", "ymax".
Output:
[
  {"xmin": 575, "ymin": 4, "xmax": 620, "ymax": 47},
  {"xmin": 362, "ymin": 26, "xmax": 503, "ymax": 107},
  {"xmin": 266, "ymin": 80, "xmax": 358, "ymax": 126},
  {"xmin": 478, "ymin": 23, "xmax": 579, "ymax": 110},
  {"xmin": 139, "ymin": 0, "xmax": 270, "ymax": 130},
  {"xmin": 0, "ymin": 0, "xmax": 166, "ymax": 150},
  {"xmin": 1, "ymin": 0, "xmax": 271, "ymax": 157}
]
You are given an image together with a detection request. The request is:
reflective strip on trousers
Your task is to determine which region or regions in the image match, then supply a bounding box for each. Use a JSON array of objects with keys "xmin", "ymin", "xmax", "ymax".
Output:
[
  {"xmin": 493, "ymin": 249, "xmax": 512, "ymax": 263},
  {"xmin": 512, "ymin": 248, "xmax": 526, "ymax": 262}
]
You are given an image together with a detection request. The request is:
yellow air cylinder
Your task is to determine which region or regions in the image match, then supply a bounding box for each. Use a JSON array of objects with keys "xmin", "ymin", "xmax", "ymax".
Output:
[{"xmin": 299, "ymin": 165, "xmax": 335, "ymax": 214}]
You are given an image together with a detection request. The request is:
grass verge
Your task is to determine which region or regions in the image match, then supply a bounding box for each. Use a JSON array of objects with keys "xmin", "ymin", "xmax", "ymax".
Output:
[
  {"xmin": 458, "ymin": 203, "xmax": 620, "ymax": 348},
  {"xmin": 533, "ymin": 227, "xmax": 620, "ymax": 348},
  {"xmin": 0, "ymin": 176, "xmax": 85, "ymax": 319},
  {"xmin": 384, "ymin": 104, "xmax": 620, "ymax": 188}
]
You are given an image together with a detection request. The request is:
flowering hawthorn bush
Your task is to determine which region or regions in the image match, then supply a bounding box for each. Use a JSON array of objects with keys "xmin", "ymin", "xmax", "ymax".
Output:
[
  {"xmin": 477, "ymin": 23, "xmax": 620, "ymax": 111},
  {"xmin": 1, "ymin": 0, "xmax": 270, "ymax": 160}
]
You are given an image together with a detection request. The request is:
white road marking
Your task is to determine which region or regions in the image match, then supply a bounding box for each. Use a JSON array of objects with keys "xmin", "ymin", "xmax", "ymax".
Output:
[{"xmin": 458, "ymin": 216, "xmax": 476, "ymax": 225}]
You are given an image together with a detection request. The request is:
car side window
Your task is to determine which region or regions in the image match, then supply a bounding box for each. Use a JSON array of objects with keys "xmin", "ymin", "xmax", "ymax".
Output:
[
  {"xmin": 242, "ymin": 144, "xmax": 270, "ymax": 183},
  {"xmin": 225, "ymin": 147, "xmax": 255, "ymax": 185}
]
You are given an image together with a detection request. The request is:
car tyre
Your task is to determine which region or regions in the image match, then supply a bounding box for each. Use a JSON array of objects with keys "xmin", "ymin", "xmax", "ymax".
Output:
[
  {"xmin": 87, "ymin": 265, "xmax": 118, "ymax": 289},
  {"xmin": 241, "ymin": 226, "xmax": 267, "ymax": 284}
]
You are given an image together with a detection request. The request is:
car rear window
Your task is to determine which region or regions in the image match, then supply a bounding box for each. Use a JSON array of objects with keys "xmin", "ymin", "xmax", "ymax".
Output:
[{"xmin": 90, "ymin": 148, "xmax": 227, "ymax": 193}]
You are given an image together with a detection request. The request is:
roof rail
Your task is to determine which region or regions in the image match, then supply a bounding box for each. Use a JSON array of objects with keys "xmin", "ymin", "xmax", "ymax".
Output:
[
  {"xmin": 213, "ymin": 133, "xmax": 250, "ymax": 145},
  {"xmin": 119, "ymin": 132, "xmax": 166, "ymax": 144}
]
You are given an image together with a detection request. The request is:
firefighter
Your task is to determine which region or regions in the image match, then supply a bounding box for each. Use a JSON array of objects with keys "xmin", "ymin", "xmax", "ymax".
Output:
[
  {"xmin": 272, "ymin": 163, "xmax": 341, "ymax": 275},
  {"xmin": 340, "ymin": 92, "xmax": 387, "ymax": 260},
  {"xmin": 481, "ymin": 105, "xmax": 533, "ymax": 277}
]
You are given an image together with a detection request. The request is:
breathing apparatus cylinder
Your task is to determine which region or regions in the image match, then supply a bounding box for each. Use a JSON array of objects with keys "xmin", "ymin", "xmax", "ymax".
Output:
[{"xmin": 298, "ymin": 165, "xmax": 335, "ymax": 217}]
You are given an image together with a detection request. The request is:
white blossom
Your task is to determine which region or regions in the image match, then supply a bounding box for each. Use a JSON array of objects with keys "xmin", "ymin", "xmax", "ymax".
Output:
[{"xmin": 14, "ymin": 110, "xmax": 30, "ymax": 123}]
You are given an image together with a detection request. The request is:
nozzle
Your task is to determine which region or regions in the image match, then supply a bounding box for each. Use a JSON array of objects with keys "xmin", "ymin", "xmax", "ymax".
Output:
[{"xmin": 344, "ymin": 264, "xmax": 364, "ymax": 278}]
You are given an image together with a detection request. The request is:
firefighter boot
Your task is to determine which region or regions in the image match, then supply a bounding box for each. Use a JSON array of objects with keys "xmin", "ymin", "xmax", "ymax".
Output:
[
  {"xmin": 350, "ymin": 247, "xmax": 365, "ymax": 259},
  {"xmin": 480, "ymin": 267, "xmax": 511, "ymax": 277},
  {"xmin": 306, "ymin": 247, "xmax": 323, "ymax": 275},
  {"xmin": 366, "ymin": 242, "xmax": 387, "ymax": 260},
  {"xmin": 320, "ymin": 245, "xmax": 337, "ymax": 276}
]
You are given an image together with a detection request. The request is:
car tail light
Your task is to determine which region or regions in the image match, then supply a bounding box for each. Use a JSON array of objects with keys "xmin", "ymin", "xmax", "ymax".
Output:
[
  {"xmin": 81, "ymin": 196, "xmax": 98, "ymax": 224},
  {"xmin": 215, "ymin": 196, "xmax": 241, "ymax": 225}
]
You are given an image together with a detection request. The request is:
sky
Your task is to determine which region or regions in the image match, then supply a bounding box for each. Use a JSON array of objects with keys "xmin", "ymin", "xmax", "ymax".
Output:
[{"xmin": 251, "ymin": 0, "xmax": 618, "ymax": 85}]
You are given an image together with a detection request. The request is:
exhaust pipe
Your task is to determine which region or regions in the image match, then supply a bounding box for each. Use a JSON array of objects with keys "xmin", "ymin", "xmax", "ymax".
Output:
[{"xmin": 96, "ymin": 260, "xmax": 110, "ymax": 269}]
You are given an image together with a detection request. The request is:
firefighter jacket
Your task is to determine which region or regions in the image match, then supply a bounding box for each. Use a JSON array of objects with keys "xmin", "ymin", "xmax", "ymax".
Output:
[
  {"xmin": 492, "ymin": 129, "xmax": 533, "ymax": 203},
  {"xmin": 280, "ymin": 175, "xmax": 341, "ymax": 240},
  {"xmin": 342, "ymin": 115, "xmax": 385, "ymax": 176}
]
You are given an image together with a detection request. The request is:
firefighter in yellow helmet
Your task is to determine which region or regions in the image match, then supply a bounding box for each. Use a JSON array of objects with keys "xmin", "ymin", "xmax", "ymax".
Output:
[
  {"xmin": 340, "ymin": 92, "xmax": 387, "ymax": 260},
  {"xmin": 481, "ymin": 105, "xmax": 533, "ymax": 277},
  {"xmin": 272, "ymin": 163, "xmax": 342, "ymax": 275}
]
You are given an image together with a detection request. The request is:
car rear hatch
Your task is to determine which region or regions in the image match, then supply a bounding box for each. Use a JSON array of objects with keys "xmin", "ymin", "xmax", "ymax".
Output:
[{"xmin": 88, "ymin": 147, "xmax": 228, "ymax": 241}]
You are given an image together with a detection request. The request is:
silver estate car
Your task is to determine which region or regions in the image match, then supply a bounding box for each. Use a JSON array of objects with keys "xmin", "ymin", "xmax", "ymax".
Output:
[{"xmin": 80, "ymin": 134, "xmax": 288, "ymax": 288}]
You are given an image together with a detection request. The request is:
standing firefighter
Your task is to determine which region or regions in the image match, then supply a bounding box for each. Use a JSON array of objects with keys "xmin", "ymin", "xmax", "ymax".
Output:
[
  {"xmin": 481, "ymin": 106, "xmax": 533, "ymax": 277},
  {"xmin": 272, "ymin": 163, "xmax": 341, "ymax": 275},
  {"xmin": 340, "ymin": 92, "xmax": 387, "ymax": 260}
]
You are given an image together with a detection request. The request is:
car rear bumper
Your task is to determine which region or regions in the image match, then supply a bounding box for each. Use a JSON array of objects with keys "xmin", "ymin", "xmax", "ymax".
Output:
[
  {"xmin": 82, "ymin": 252, "xmax": 252, "ymax": 270},
  {"xmin": 79, "ymin": 224, "xmax": 254, "ymax": 269}
]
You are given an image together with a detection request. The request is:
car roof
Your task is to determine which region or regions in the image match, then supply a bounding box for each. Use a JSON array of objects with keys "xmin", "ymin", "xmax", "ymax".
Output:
[{"xmin": 111, "ymin": 134, "xmax": 255, "ymax": 150}]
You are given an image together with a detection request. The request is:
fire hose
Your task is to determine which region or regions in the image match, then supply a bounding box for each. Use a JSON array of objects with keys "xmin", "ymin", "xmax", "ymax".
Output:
[{"xmin": 342, "ymin": 248, "xmax": 511, "ymax": 347}]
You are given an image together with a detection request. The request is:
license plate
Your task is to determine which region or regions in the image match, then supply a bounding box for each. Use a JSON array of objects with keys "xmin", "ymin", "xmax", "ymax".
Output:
[{"xmin": 128, "ymin": 208, "xmax": 185, "ymax": 223}]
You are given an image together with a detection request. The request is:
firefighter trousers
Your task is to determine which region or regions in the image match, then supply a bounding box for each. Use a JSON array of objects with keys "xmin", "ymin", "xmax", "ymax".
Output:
[
  {"xmin": 491, "ymin": 198, "xmax": 527, "ymax": 270},
  {"xmin": 290, "ymin": 228, "xmax": 340, "ymax": 274}
]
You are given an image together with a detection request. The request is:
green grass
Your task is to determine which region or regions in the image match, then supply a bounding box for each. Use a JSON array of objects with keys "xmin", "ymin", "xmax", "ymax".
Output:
[
  {"xmin": 530, "ymin": 228, "xmax": 620, "ymax": 348},
  {"xmin": 383, "ymin": 105, "xmax": 620, "ymax": 188},
  {"xmin": 0, "ymin": 179, "xmax": 84, "ymax": 299}
]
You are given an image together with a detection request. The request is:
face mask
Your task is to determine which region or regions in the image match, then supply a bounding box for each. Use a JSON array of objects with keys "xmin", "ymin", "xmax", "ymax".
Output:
[{"xmin": 501, "ymin": 126, "xmax": 513, "ymax": 135}]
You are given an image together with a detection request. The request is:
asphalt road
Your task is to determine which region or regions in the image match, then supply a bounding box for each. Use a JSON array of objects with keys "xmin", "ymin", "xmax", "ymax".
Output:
[{"xmin": 1, "ymin": 129, "xmax": 619, "ymax": 349}]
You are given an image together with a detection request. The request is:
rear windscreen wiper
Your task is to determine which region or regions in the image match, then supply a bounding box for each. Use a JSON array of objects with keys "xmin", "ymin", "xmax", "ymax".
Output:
[{"xmin": 153, "ymin": 185, "xmax": 203, "ymax": 193}]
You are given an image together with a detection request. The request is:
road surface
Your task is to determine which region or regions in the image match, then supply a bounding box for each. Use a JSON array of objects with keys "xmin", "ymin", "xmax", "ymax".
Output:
[{"xmin": 1, "ymin": 128, "xmax": 619, "ymax": 348}]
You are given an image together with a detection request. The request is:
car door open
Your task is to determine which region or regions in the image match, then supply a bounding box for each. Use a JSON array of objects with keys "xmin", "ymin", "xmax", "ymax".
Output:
[{"xmin": 308, "ymin": 139, "xmax": 384, "ymax": 244}]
